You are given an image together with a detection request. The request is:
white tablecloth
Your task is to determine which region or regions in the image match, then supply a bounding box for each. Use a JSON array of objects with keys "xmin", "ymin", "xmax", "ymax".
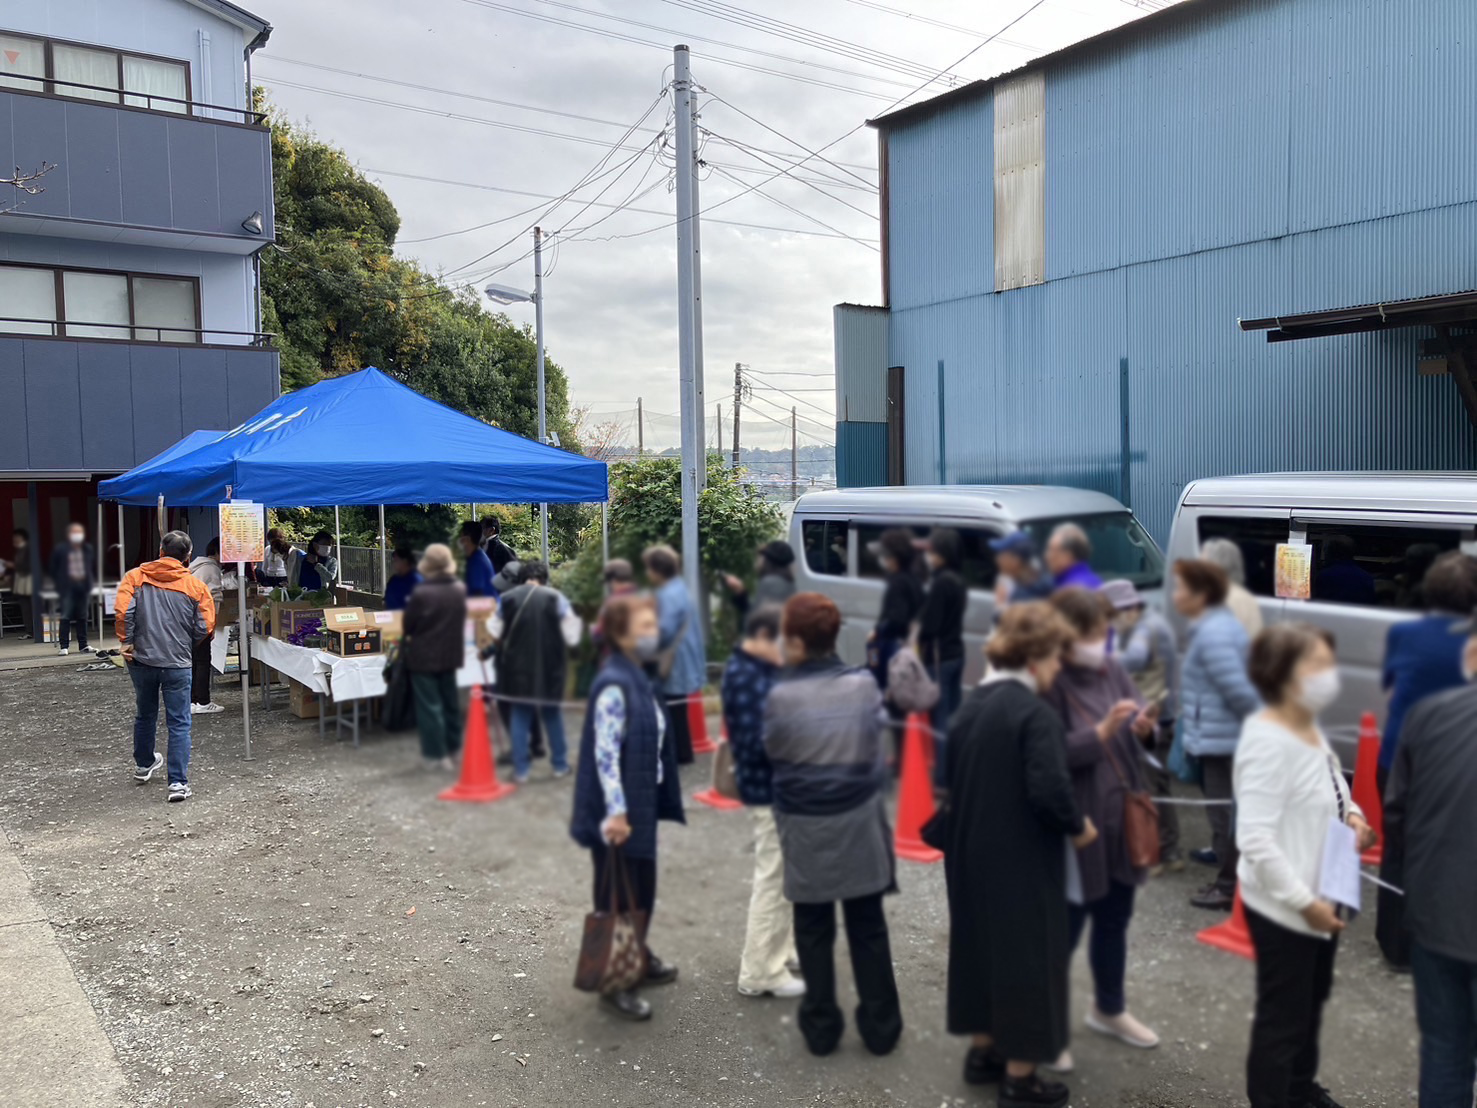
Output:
[{"xmin": 251, "ymin": 635, "xmax": 491, "ymax": 702}]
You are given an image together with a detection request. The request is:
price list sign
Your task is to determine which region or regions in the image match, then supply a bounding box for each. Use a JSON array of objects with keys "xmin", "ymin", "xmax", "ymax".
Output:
[{"xmin": 218, "ymin": 501, "xmax": 265, "ymax": 565}]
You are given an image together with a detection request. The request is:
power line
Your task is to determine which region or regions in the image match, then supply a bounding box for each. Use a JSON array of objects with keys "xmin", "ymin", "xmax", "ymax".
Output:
[
  {"xmin": 832, "ymin": 0, "xmax": 1041, "ymax": 49},
  {"xmin": 705, "ymin": 129, "xmax": 879, "ymax": 218},
  {"xmin": 709, "ymin": 166, "xmax": 877, "ymax": 251},
  {"xmin": 701, "ymin": 96, "xmax": 877, "ymax": 188},
  {"xmin": 746, "ymin": 380, "xmax": 837, "ymax": 425}
]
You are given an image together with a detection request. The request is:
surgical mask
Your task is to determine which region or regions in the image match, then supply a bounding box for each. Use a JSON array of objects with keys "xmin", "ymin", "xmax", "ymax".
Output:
[
  {"xmin": 315, "ymin": 543, "xmax": 331, "ymax": 556},
  {"xmin": 68, "ymin": 531, "xmax": 84, "ymax": 545},
  {"xmin": 1071, "ymin": 640, "xmax": 1108, "ymax": 669},
  {"xmin": 1297, "ymin": 668, "xmax": 1341, "ymax": 715},
  {"xmin": 633, "ymin": 633, "xmax": 659, "ymax": 661}
]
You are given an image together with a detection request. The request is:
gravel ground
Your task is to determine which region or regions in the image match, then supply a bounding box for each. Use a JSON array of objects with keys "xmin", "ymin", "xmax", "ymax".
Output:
[{"xmin": 0, "ymin": 663, "xmax": 1421, "ymax": 1108}]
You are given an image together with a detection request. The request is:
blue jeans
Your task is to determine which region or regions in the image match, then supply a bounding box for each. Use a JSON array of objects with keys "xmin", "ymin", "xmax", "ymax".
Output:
[
  {"xmin": 1068, "ymin": 879, "xmax": 1137, "ymax": 1017},
  {"xmin": 509, "ymin": 703, "xmax": 569, "ymax": 777},
  {"xmin": 927, "ymin": 656, "xmax": 964, "ymax": 788},
  {"xmin": 1411, "ymin": 942, "xmax": 1477, "ymax": 1107},
  {"xmin": 131, "ymin": 663, "xmax": 192, "ymax": 785}
]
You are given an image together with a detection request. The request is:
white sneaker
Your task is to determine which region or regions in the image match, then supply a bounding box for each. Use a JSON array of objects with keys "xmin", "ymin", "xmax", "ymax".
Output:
[
  {"xmin": 167, "ymin": 783, "xmax": 192, "ymax": 803},
  {"xmin": 1044, "ymin": 1049, "xmax": 1074, "ymax": 1074},
  {"xmin": 134, "ymin": 753, "xmax": 164, "ymax": 784},
  {"xmin": 57, "ymin": 647, "xmax": 69, "ymax": 656},
  {"xmin": 78, "ymin": 645, "xmax": 94, "ymax": 654},
  {"xmin": 193, "ymin": 703, "xmax": 224, "ymax": 715},
  {"xmin": 1086, "ymin": 1007, "xmax": 1160, "ymax": 1048},
  {"xmin": 738, "ymin": 976, "xmax": 806, "ymax": 999}
]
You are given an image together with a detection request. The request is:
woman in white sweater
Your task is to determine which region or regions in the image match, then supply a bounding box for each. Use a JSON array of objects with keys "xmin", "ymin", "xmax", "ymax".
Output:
[{"xmin": 1234, "ymin": 624, "xmax": 1376, "ymax": 1108}]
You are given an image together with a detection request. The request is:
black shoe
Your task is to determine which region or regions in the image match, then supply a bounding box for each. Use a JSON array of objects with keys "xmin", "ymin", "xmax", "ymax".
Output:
[
  {"xmin": 599, "ymin": 990, "xmax": 652, "ymax": 1021},
  {"xmin": 1190, "ymin": 885, "xmax": 1234, "ymax": 911},
  {"xmin": 645, "ymin": 954, "xmax": 679, "ymax": 986},
  {"xmin": 1294, "ymin": 1083, "xmax": 1345, "ymax": 1108},
  {"xmin": 999, "ymin": 1072, "xmax": 1070, "ymax": 1108},
  {"xmin": 1190, "ymin": 847, "xmax": 1219, "ymax": 866},
  {"xmin": 963, "ymin": 1046, "xmax": 1005, "ymax": 1085}
]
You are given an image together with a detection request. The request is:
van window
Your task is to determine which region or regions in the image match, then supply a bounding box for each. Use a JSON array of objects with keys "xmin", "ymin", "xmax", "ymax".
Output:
[
  {"xmin": 1022, "ymin": 512, "xmax": 1164, "ymax": 588},
  {"xmin": 853, "ymin": 524, "xmax": 1002, "ymax": 589},
  {"xmin": 1197, "ymin": 516, "xmax": 1290, "ymax": 598},
  {"xmin": 856, "ymin": 524, "xmax": 927, "ymax": 581},
  {"xmin": 1305, "ymin": 522, "xmax": 1465, "ymax": 610},
  {"xmin": 801, "ymin": 519, "xmax": 847, "ymax": 577}
]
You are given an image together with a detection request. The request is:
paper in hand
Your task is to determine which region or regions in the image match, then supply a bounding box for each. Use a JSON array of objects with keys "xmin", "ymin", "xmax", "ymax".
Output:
[{"xmin": 1318, "ymin": 817, "xmax": 1361, "ymax": 915}]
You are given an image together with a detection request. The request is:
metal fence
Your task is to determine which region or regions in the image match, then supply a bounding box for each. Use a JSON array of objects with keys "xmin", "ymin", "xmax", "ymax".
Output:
[{"xmin": 335, "ymin": 546, "xmax": 385, "ymax": 595}]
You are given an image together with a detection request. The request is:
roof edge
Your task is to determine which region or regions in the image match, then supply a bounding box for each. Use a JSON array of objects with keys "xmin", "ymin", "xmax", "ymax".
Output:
[{"xmin": 182, "ymin": 0, "xmax": 273, "ymax": 48}]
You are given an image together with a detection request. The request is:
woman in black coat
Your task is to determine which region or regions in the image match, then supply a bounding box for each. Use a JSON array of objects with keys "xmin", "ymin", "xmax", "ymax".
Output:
[
  {"xmin": 944, "ymin": 602, "xmax": 1097, "ymax": 1108},
  {"xmin": 402, "ymin": 543, "xmax": 468, "ymax": 769},
  {"xmin": 918, "ymin": 527, "xmax": 967, "ymax": 783}
]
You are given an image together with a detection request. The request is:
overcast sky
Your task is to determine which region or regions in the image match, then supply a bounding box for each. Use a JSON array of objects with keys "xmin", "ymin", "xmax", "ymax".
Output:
[{"xmin": 255, "ymin": 0, "xmax": 1163, "ymax": 453}]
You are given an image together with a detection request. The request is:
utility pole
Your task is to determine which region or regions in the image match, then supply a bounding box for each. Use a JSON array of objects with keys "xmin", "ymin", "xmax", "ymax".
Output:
[
  {"xmin": 731, "ymin": 362, "xmax": 744, "ymax": 470},
  {"xmin": 791, "ymin": 406, "xmax": 798, "ymax": 501},
  {"xmin": 690, "ymin": 70, "xmax": 706, "ymax": 493},
  {"xmin": 636, "ymin": 396, "xmax": 644, "ymax": 455},
  {"xmin": 716, "ymin": 404, "xmax": 723, "ymax": 460},
  {"xmin": 673, "ymin": 44, "xmax": 703, "ymax": 608},
  {"xmin": 534, "ymin": 226, "xmax": 548, "ymax": 566}
]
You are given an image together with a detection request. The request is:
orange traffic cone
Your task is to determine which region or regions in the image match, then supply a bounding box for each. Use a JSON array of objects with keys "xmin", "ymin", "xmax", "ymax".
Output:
[
  {"xmin": 689, "ymin": 694, "xmax": 717, "ymax": 756},
  {"xmin": 894, "ymin": 713, "xmax": 943, "ymax": 864},
  {"xmin": 1196, "ymin": 884, "xmax": 1256, "ymax": 960},
  {"xmin": 1350, "ymin": 710, "xmax": 1384, "ymax": 865},
  {"xmin": 693, "ymin": 725, "xmax": 744, "ymax": 811},
  {"xmin": 438, "ymin": 686, "xmax": 516, "ymax": 803}
]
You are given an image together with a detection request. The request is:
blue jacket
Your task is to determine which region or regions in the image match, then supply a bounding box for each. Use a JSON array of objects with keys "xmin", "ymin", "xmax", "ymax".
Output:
[
  {"xmin": 383, "ymin": 570, "xmax": 422, "ymax": 611},
  {"xmin": 569, "ymin": 653, "xmax": 685, "ymax": 860},
  {"xmin": 1180, "ymin": 606, "xmax": 1261, "ymax": 758},
  {"xmin": 1381, "ymin": 615, "xmax": 1469, "ymax": 769},
  {"xmin": 656, "ymin": 577, "xmax": 707, "ymax": 696},
  {"xmin": 721, "ymin": 645, "xmax": 779, "ymax": 806},
  {"xmin": 464, "ymin": 547, "xmax": 496, "ymax": 598}
]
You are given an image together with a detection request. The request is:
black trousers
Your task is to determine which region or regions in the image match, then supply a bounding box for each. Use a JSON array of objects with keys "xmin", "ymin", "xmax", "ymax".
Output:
[
  {"xmin": 665, "ymin": 695, "xmax": 695, "ymax": 764},
  {"xmin": 1245, "ymin": 906, "xmax": 1339, "ymax": 1108},
  {"xmin": 191, "ymin": 636, "xmax": 214, "ymax": 705},
  {"xmin": 1201, "ymin": 754, "xmax": 1239, "ymax": 893},
  {"xmin": 590, "ymin": 847, "xmax": 658, "ymax": 948},
  {"xmin": 793, "ymin": 893, "xmax": 903, "ymax": 1057},
  {"xmin": 58, "ymin": 582, "xmax": 90, "ymax": 649}
]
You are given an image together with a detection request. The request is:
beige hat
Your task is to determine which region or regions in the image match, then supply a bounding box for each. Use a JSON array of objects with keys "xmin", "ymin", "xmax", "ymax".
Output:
[{"xmin": 419, "ymin": 542, "xmax": 455, "ymax": 577}]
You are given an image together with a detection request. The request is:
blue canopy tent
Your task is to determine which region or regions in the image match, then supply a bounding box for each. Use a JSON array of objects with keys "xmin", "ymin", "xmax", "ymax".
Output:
[
  {"xmin": 99, "ymin": 367, "xmax": 608, "ymax": 758},
  {"xmin": 99, "ymin": 367, "xmax": 608, "ymax": 507}
]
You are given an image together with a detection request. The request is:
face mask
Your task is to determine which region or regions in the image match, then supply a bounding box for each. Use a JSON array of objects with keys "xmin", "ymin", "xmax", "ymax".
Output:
[
  {"xmin": 1297, "ymin": 668, "xmax": 1341, "ymax": 715},
  {"xmin": 315, "ymin": 543, "xmax": 331, "ymax": 556},
  {"xmin": 69, "ymin": 532, "xmax": 84, "ymax": 545},
  {"xmin": 1071, "ymin": 640, "xmax": 1108, "ymax": 669},
  {"xmin": 633, "ymin": 633, "xmax": 659, "ymax": 661}
]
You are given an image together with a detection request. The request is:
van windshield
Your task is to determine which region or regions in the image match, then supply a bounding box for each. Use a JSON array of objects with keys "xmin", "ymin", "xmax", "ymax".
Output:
[{"xmin": 1023, "ymin": 512, "xmax": 1165, "ymax": 589}]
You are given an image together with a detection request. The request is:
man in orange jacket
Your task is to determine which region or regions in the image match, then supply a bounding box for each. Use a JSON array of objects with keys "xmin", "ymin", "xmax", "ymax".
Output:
[{"xmin": 115, "ymin": 530, "xmax": 216, "ymax": 802}]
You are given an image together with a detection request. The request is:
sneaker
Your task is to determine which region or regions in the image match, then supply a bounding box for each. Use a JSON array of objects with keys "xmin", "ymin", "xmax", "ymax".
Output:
[
  {"xmin": 551, "ymin": 766, "xmax": 572, "ymax": 780},
  {"xmin": 512, "ymin": 772, "xmax": 530, "ymax": 785},
  {"xmin": 193, "ymin": 702, "xmax": 225, "ymax": 715},
  {"xmin": 1295, "ymin": 1083, "xmax": 1346, "ymax": 1108},
  {"xmin": 134, "ymin": 753, "xmax": 164, "ymax": 784},
  {"xmin": 1086, "ymin": 1007, "xmax": 1160, "ymax": 1048},
  {"xmin": 167, "ymin": 783, "xmax": 192, "ymax": 803},
  {"xmin": 999, "ymin": 1071, "xmax": 1070, "ymax": 1108},
  {"xmin": 738, "ymin": 976, "xmax": 806, "ymax": 999},
  {"xmin": 1190, "ymin": 847, "xmax": 1219, "ymax": 866},
  {"xmin": 78, "ymin": 645, "xmax": 94, "ymax": 653},
  {"xmin": 1043, "ymin": 1049, "xmax": 1074, "ymax": 1074},
  {"xmin": 1190, "ymin": 885, "xmax": 1235, "ymax": 911},
  {"xmin": 57, "ymin": 647, "xmax": 69, "ymax": 656}
]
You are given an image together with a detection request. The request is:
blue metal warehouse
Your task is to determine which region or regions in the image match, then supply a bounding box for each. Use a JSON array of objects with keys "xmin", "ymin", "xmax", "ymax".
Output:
[{"xmin": 833, "ymin": 0, "xmax": 1477, "ymax": 543}]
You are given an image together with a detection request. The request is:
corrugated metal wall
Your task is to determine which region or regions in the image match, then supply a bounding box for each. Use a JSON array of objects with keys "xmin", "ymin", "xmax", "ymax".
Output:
[
  {"xmin": 836, "ymin": 421, "xmax": 888, "ymax": 488},
  {"xmin": 833, "ymin": 304, "xmax": 890, "ymax": 422},
  {"xmin": 885, "ymin": 0, "xmax": 1477, "ymax": 544}
]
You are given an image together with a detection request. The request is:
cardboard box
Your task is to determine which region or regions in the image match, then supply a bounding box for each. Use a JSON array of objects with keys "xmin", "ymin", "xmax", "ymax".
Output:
[
  {"xmin": 288, "ymin": 678, "xmax": 323, "ymax": 718},
  {"xmin": 321, "ymin": 607, "xmax": 383, "ymax": 656},
  {"xmin": 270, "ymin": 601, "xmax": 328, "ymax": 647},
  {"xmin": 370, "ymin": 609, "xmax": 404, "ymax": 646}
]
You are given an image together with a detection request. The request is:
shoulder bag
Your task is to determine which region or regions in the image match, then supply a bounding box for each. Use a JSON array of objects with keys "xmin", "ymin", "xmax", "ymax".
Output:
[
  {"xmin": 1064, "ymin": 686, "xmax": 1161, "ymax": 869},
  {"xmin": 886, "ymin": 634, "xmax": 940, "ymax": 714},
  {"xmin": 574, "ymin": 844, "xmax": 649, "ymax": 995},
  {"xmin": 655, "ymin": 614, "xmax": 689, "ymax": 682},
  {"xmin": 711, "ymin": 739, "xmax": 740, "ymax": 800}
]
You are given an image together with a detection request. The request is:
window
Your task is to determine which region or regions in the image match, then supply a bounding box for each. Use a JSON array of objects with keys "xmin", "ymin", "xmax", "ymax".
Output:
[
  {"xmin": 0, "ymin": 32, "xmax": 188, "ymax": 113},
  {"xmin": 1304, "ymin": 522, "xmax": 1466, "ymax": 610},
  {"xmin": 1022, "ymin": 512, "xmax": 1165, "ymax": 588},
  {"xmin": 0, "ymin": 263, "xmax": 199, "ymax": 343},
  {"xmin": 958, "ymin": 528, "xmax": 1002, "ymax": 592},
  {"xmin": 801, "ymin": 520, "xmax": 847, "ymax": 577},
  {"xmin": 856, "ymin": 524, "xmax": 928, "ymax": 581},
  {"xmin": 1197, "ymin": 516, "xmax": 1291, "ymax": 598}
]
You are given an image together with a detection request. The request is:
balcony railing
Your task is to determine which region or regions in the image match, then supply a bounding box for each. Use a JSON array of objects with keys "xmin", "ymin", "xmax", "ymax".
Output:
[
  {"xmin": 0, "ymin": 71, "xmax": 266, "ymax": 125},
  {"xmin": 0, "ymin": 316, "xmax": 275, "ymax": 347}
]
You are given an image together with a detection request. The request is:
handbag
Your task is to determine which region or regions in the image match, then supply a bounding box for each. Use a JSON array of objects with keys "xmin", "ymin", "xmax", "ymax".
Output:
[
  {"xmin": 886, "ymin": 641, "xmax": 940, "ymax": 714},
  {"xmin": 920, "ymin": 798, "xmax": 950, "ymax": 852},
  {"xmin": 574, "ymin": 845, "xmax": 649, "ymax": 996},
  {"xmin": 655, "ymin": 615, "xmax": 689, "ymax": 682},
  {"xmin": 382, "ymin": 640, "xmax": 416, "ymax": 732},
  {"xmin": 712, "ymin": 740, "xmax": 740, "ymax": 801},
  {"xmin": 1167, "ymin": 717, "xmax": 1203, "ymax": 786},
  {"xmin": 1064, "ymin": 687, "xmax": 1161, "ymax": 869}
]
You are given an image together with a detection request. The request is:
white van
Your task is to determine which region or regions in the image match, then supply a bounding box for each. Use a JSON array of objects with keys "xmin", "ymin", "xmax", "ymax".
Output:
[
  {"xmin": 1166, "ymin": 473, "xmax": 1477, "ymax": 768},
  {"xmin": 788, "ymin": 485, "xmax": 1165, "ymax": 686}
]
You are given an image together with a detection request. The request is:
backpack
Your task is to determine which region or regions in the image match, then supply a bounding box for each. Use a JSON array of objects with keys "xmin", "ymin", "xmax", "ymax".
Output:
[{"xmin": 886, "ymin": 643, "xmax": 939, "ymax": 713}]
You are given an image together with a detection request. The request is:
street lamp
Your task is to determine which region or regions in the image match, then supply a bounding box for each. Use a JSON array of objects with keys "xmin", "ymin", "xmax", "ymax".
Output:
[{"xmin": 484, "ymin": 226, "xmax": 549, "ymax": 566}]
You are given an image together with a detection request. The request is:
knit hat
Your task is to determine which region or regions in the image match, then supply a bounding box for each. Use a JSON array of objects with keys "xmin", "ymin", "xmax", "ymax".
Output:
[
  {"xmin": 1099, "ymin": 578, "xmax": 1143, "ymax": 610},
  {"xmin": 760, "ymin": 540, "xmax": 795, "ymax": 569},
  {"xmin": 419, "ymin": 542, "xmax": 455, "ymax": 577}
]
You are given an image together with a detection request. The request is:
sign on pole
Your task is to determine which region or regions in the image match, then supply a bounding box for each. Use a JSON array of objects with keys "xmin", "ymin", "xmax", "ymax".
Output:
[{"xmin": 219, "ymin": 501, "xmax": 265, "ymax": 565}]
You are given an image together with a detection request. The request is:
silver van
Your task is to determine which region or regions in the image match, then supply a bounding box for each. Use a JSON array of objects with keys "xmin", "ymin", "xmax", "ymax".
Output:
[
  {"xmin": 1166, "ymin": 473, "xmax": 1477, "ymax": 767},
  {"xmin": 788, "ymin": 485, "xmax": 1165, "ymax": 686}
]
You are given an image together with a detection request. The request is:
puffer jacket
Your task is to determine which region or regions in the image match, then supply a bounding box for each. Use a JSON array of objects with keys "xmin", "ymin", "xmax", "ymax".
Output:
[
  {"xmin": 1180, "ymin": 606, "xmax": 1261, "ymax": 758},
  {"xmin": 116, "ymin": 558, "xmax": 216, "ymax": 669}
]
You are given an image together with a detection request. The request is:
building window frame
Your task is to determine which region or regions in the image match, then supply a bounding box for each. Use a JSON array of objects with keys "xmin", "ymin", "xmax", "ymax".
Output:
[
  {"xmin": 0, "ymin": 260, "xmax": 202, "ymax": 345},
  {"xmin": 0, "ymin": 28, "xmax": 192, "ymax": 115}
]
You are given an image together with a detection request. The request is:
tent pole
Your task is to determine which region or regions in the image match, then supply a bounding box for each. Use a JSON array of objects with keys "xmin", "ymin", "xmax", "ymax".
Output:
[
  {"xmin": 239, "ymin": 560, "xmax": 252, "ymax": 760},
  {"xmin": 334, "ymin": 506, "xmax": 342, "ymax": 589},
  {"xmin": 601, "ymin": 501, "xmax": 609, "ymax": 567},
  {"xmin": 378, "ymin": 505, "xmax": 387, "ymax": 594},
  {"xmin": 96, "ymin": 498, "xmax": 104, "ymax": 640},
  {"xmin": 116, "ymin": 504, "xmax": 125, "ymax": 582}
]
